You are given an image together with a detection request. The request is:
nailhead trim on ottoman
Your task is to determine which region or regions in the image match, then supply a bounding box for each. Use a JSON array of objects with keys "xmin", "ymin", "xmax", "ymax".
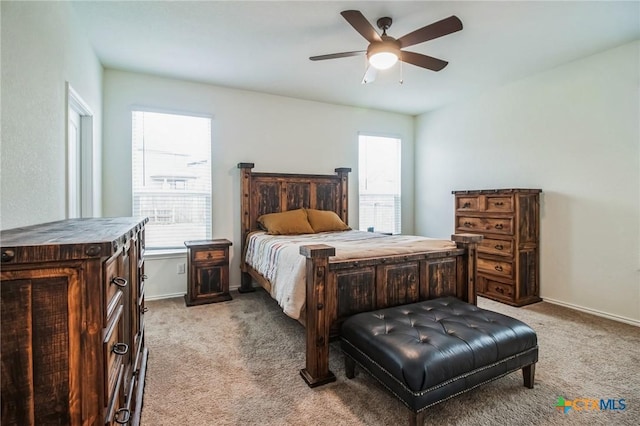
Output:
[{"xmin": 340, "ymin": 297, "xmax": 538, "ymax": 425}]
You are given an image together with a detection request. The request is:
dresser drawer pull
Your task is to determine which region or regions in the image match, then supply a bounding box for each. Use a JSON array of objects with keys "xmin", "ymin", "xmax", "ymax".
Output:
[
  {"xmin": 495, "ymin": 286, "xmax": 505, "ymax": 294},
  {"xmin": 1, "ymin": 249, "xmax": 15, "ymax": 263},
  {"xmin": 494, "ymin": 244, "xmax": 504, "ymax": 250},
  {"xmin": 495, "ymin": 201, "xmax": 504, "ymax": 206},
  {"xmin": 142, "ymin": 274, "xmax": 148, "ymax": 280},
  {"xmin": 114, "ymin": 408, "xmax": 131, "ymax": 424},
  {"xmin": 142, "ymin": 307, "xmax": 149, "ymax": 313},
  {"xmin": 463, "ymin": 221, "xmax": 473, "ymax": 227},
  {"xmin": 494, "ymin": 265, "xmax": 504, "ymax": 272},
  {"xmin": 112, "ymin": 343, "xmax": 129, "ymax": 356},
  {"xmin": 462, "ymin": 202, "xmax": 471, "ymax": 208},
  {"xmin": 494, "ymin": 224, "xmax": 504, "ymax": 230},
  {"xmin": 111, "ymin": 277, "xmax": 128, "ymax": 288}
]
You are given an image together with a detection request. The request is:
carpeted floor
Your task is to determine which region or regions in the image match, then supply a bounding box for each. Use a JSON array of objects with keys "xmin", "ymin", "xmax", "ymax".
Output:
[{"xmin": 140, "ymin": 290, "xmax": 639, "ymax": 425}]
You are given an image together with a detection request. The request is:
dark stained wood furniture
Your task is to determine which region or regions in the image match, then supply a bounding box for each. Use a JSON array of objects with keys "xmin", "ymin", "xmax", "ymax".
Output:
[
  {"xmin": 453, "ymin": 189, "xmax": 542, "ymax": 306},
  {"xmin": 184, "ymin": 239, "xmax": 232, "ymax": 306},
  {"xmin": 341, "ymin": 297, "xmax": 538, "ymax": 426},
  {"xmin": 1, "ymin": 217, "xmax": 148, "ymax": 426},
  {"xmin": 238, "ymin": 163, "xmax": 482, "ymax": 387}
]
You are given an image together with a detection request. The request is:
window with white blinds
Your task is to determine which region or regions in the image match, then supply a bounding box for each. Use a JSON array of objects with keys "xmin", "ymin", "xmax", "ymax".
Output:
[
  {"xmin": 132, "ymin": 110, "xmax": 212, "ymax": 249},
  {"xmin": 358, "ymin": 134, "xmax": 401, "ymax": 234}
]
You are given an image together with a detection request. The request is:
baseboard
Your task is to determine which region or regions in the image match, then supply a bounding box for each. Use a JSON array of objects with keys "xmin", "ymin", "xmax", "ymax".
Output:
[
  {"xmin": 146, "ymin": 292, "xmax": 185, "ymax": 301},
  {"xmin": 145, "ymin": 285, "xmax": 242, "ymax": 302},
  {"xmin": 542, "ymin": 297, "xmax": 640, "ymax": 327}
]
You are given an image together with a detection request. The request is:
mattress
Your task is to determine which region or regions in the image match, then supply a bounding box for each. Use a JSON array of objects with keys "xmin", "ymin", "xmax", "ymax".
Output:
[{"xmin": 244, "ymin": 230, "xmax": 457, "ymax": 319}]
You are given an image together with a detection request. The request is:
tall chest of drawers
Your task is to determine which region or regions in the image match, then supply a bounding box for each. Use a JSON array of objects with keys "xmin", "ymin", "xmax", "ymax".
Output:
[
  {"xmin": 453, "ymin": 189, "xmax": 542, "ymax": 306},
  {"xmin": 1, "ymin": 217, "xmax": 149, "ymax": 425}
]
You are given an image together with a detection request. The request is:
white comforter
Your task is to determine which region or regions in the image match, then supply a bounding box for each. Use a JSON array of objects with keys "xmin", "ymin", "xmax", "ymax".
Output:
[{"xmin": 244, "ymin": 230, "xmax": 457, "ymax": 319}]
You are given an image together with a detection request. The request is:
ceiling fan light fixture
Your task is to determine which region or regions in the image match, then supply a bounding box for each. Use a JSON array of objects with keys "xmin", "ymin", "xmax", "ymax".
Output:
[{"xmin": 367, "ymin": 41, "xmax": 401, "ymax": 70}]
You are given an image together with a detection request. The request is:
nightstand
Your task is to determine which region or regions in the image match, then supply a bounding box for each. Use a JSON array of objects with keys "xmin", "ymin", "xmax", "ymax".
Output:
[{"xmin": 184, "ymin": 239, "xmax": 232, "ymax": 306}]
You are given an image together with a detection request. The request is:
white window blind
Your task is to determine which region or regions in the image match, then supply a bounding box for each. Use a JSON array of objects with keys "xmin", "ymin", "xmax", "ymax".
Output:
[
  {"xmin": 358, "ymin": 135, "xmax": 401, "ymax": 234},
  {"xmin": 132, "ymin": 110, "xmax": 212, "ymax": 249}
]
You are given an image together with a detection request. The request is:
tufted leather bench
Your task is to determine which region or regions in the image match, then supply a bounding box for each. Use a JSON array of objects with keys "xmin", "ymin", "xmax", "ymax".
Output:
[{"xmin": 340, "ymin": 297, "xmax": 538, "ymax": 425}]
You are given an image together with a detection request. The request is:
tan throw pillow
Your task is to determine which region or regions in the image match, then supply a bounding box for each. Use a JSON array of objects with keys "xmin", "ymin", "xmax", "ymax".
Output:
[
  {"xmin": 257, "ymin": 209, "xmax": 315, "ymax": 235},
  {"xmin": 306, "ymin": 209, "xmax": 351, "ymax": 233}
]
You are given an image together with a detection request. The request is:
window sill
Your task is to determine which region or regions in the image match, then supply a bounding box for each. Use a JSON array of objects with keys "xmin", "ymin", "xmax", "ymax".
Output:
[{"xmin": 144, "ymin": 248, "xmax": 187, "ymax": 260}]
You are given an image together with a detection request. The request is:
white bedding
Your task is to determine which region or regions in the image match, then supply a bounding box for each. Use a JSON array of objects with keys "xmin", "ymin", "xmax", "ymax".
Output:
[{"xmin": 244, "ymin": 230, "xmax": 457, "ymax": 319}]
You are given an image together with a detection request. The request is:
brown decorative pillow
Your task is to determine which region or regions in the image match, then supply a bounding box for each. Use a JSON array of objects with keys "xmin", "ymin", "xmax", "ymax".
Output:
[
  {"xmin": 305, "ymin": 209, "xmax": 351, "ymax": 233},
  {"xmin": 257, "ymin": 209, "xmax": 315, "ymax": 235}
]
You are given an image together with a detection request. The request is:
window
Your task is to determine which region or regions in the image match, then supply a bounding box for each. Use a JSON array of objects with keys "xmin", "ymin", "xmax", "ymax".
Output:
[
  {"xmin": 358, "ymin": 134, "xmax": 401, "ymax": 234},
  {"xmin": 132, "ymin": 110, "xmax": 212, "ymax": 249}
]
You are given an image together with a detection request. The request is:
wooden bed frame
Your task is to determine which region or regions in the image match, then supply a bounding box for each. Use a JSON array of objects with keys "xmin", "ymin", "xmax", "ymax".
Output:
[{"xmin": 237, "ymin": 163, "xmax": 482, "ymax": 387}]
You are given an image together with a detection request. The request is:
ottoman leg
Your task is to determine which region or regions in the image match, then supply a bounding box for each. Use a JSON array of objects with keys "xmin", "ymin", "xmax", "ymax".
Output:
[
  {"xmin": 523, "ymin": 363, "xmax": 535, "ymax": 389},
  {"xmin": 344, "ymin": 355, "xmax": 356, "ymax": 379},
  {"xmin": 409, "ymin": 410, "xmax": 425, "ymax": 426}
]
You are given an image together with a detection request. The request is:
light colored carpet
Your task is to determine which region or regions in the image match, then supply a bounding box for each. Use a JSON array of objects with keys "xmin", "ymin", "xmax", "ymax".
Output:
[{"xmin": 140, "ymin": 290, "xmax": 639, "ymax": 425}]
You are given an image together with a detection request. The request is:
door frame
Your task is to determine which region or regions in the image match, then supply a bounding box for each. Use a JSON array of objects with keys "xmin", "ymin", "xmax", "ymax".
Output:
[{"xmin": 66, "ymin": 82, "xmax": 94, "ymax": 218}]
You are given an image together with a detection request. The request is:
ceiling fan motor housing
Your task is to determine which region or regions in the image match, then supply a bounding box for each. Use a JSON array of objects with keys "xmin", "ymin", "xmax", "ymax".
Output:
[{"xmin": 366, "ymin": 36, "xmax": 401, "ymax": 61}]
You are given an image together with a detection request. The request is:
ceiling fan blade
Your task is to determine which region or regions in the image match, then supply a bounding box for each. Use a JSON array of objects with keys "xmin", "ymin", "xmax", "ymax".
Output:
[
  {"xmin": 400, "ymin": 51, "xmax": 448, "ymax": 71},
  {"xmin": 397, "ymin": 15, "xmax": 463, "ymax": 48},
  {"xmin": 361, "ymin": 66, "xmax": 378, "ymax": 84},
  {"xmin": 309, "ymin": 50, "xmax": 366, "ymax": 61},
  {"xmin": 341, "ymin": 10, "xmax": 382, "ymax": 43}
]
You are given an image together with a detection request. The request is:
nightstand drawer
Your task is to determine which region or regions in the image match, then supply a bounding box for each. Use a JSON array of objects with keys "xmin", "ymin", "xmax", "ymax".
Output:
[
  {"xmin": 457, "ymin": 216, "xmax": 513, "ymax": 235},
  {"xmin": 193, "ymin": 248, "xmax": 227, "ymax": 263}
]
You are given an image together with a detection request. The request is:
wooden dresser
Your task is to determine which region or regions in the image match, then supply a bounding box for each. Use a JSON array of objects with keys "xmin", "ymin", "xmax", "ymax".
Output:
[
  {"xmin": 453, "ymin": 189, "xmax": 541, "ymax": 306},
  {"xmin": 1, "ymin": 217, "xmax": 149, "ymax": 425}
]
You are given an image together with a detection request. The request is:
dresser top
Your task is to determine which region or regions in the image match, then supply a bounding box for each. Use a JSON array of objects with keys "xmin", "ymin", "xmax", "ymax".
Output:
[
  {"xmin": 452, "ymin": 188, "xmax": 542, "ymax": 195},
  {"xmin": 1, "ymin": 217, "xmax": 148, "ymax": 264}
]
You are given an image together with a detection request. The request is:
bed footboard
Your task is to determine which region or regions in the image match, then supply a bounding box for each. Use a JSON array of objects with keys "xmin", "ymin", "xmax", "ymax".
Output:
[{"xmin": 299, "ymin": 233, "xmax": 482, "ymax": 387}]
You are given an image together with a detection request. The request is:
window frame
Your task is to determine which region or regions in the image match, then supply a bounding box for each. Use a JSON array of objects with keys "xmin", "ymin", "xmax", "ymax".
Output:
[
  {"xmin": 131, "ymin": 107, "xmax": 214, "ymax": 251},
  {"xmin": 357, "ymin": 132, "xmax": 402, "ymax": 235}
]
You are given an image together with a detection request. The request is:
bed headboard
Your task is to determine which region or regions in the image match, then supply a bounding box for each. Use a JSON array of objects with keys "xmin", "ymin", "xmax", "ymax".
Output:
[{"xmin": 238, "ymin": 163, "xmax": 351, "ymax": 248}]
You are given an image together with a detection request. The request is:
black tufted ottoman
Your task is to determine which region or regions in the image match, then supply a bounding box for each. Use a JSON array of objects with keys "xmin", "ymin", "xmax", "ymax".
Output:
[{"xmin": 340, "ymin": 297, "xmax": 538, "ymax": 425}]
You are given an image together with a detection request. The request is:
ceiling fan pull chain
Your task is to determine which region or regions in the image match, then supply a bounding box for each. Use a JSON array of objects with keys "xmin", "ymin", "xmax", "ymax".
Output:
[{"xmin": 399, "ymin": 56, "xmax": 404, "ymax": 85}]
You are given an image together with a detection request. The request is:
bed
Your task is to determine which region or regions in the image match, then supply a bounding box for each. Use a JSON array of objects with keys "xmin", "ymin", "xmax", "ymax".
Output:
[{"xmin": 237, "ymin": 163, "xmax": 482, "ymax": 387}]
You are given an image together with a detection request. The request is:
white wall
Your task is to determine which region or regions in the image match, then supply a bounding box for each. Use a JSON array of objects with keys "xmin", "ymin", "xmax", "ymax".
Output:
[
  {"xmin": 1, "ymin": 1, "xmax": 103, "ymax": 229},
  {"xmin": 102, "ymin": 70, "xmax": 415, "ymax": 299},
  {"xmin": 415, "ymin": 41, "xmax": 640, "ymax": 324}
]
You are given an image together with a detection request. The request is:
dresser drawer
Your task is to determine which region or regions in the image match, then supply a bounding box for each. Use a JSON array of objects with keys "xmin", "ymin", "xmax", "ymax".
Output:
[
  {"xmin": 193, "ymin": 248, "xmax": 227, "ymax": 264},
  {"xmin": 478, "ymin": 256, "xmax": 513, "ymax": 278},
  {"xmin": 479, "ymin": 276, "xmax": 515, "ymax": 301},
  {"xmin": 104, "ymin": 255, "xmax": 125, "ymax": 323},
  {"xmin": 457, "ymin": 216, "xmax": 513, "ymax": 235},
  {"xmin": 456, "ymin": 196, "xmax": 479, "ymax": 211},
  {"xmin": 478, "ymin": 237, "xmax": 513, "ymax": 257},
  {"xmin": 104, "ymin": 363, "xmax": 125, "ymax": 425},
  {"xmin": 104, "ymin": 304, "xmax": 126, "ymax": 405},
  {"xmin": 485, "ymin": 195, "xmax": 513, "ymax": 212}
]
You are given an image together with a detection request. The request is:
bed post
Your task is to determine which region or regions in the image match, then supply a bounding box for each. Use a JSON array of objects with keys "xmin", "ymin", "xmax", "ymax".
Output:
[
  {"xmin": 238, "ymin": 162, "xmax": 256, "ymax": 293},
  {"xmin": 299, "ymin": 244, "xmax": 337, "ymax": 387},
  {"xmin": 451, "ymin": 233, "xmax": 483, "ymax": 305},
  {"xmin": 334, "ymin": 167, "xmax": 351, "ymax": 225}
]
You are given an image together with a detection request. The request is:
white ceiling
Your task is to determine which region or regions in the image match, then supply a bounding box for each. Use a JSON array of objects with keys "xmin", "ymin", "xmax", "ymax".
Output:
[{"xmin": 71, "ymin": 1, "xmax": 640, "ymax": 116}]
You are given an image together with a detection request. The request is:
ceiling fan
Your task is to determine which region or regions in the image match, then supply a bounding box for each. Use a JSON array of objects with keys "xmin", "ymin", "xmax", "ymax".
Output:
[{"xmin": 310, "ymin": 10, "xmax": 463, "ymax": 83}]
